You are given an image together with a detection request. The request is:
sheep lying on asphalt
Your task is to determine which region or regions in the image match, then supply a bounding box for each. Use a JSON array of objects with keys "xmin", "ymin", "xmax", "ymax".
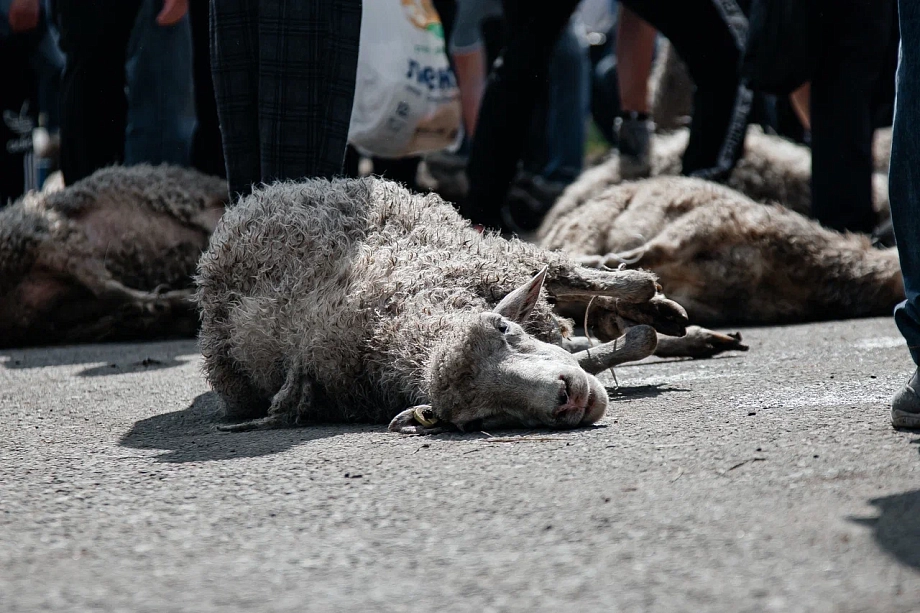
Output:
[
  {"xmin": 0, "ymin": 165, "xmax": 227, "ymax": 348},
  {"xmin": 539, "ymin": 126, "xmax": 891, "ymax": 238},
  {"xmin": 541, "ymin": 176, "xmax": 903, "ymax": 326},
  {"xmin": 195, "ymin": 177, "xmax": 747, "ymax": 434}
]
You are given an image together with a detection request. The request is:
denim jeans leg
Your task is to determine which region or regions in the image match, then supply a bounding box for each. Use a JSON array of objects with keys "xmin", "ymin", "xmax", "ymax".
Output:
[
  {"xmin": 124, "ymin": 0, "xmax": 196, "ymax": 166},
  {"xmin": 540, "ymin": 19, "xmax": 590, "ymax": 184},
  {"xmin": 890, "ymin": 0, "xmax": 920, "ymax": 366}
]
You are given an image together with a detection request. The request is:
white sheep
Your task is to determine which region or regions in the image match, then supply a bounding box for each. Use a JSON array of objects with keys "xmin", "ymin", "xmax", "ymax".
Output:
[
  {"xmin": 541, "ymin": 176, "xmax": 903, "ymax": 326},
  {"xmin": 539, "ymin": 125, "xmax": 890, "ymax": 238},
  {"xmin": 195, "ymin": 177, "xmax": 747, "ymax": 434}
]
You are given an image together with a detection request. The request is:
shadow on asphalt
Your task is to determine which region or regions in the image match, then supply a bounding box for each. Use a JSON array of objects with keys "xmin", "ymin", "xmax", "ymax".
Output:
[
  {"xmin": 849, "ymin": 489, "xmax": 920, "ymax": 570},
  {"xmin": 77, "ymin": 357, "xmax": 191, "ymax": 377},
  {"xmin": 614, "ymin": 354, "xmax": 748, "ymax": 369},
  {"xmin": 120, "ymin": 391, "xmax": 373, "ymax": 463},
  {"xmin": 607, "ymin": 383, "xmax": 690, "ymax": 402},
  {"xmin": 0, "ymin": 340, "xmax": 197, "ymax": 377}
]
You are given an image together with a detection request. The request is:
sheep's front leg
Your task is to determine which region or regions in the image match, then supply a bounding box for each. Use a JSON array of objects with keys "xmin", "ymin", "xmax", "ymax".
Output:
[
  {"xmin": 572, "ymin": 325, "xmax": 658, "ymax": 374},
  {"xmin": 654, "ymin": 326, "xmax": 748, "ymax": 359},
  {"xmin": 546, "ymin": 265, "xmax": 688, "ymax": 340},
  {"xmin": 546, "ymin": 266, "xmax": 659, "ymax": 305},
  {"xmin": 218, "ymin": 364, "xmax": 314, "ymax": 432},
  {"xmin": 67, "ymin": 256, "xmax": 193, "ymax": 311}
]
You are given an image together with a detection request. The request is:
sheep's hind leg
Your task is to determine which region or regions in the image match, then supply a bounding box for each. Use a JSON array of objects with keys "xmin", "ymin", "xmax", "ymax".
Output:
[
  {"xmin": 572, "ymin": 325, "xmax": 659, "ymax": 374},
  {"xmin": 654, "ymin": 326, "xmax": 749, "ymax": 359},
  {"xmin": 218, "ymin": 365, "xmax": 315, "ymax": 432}
]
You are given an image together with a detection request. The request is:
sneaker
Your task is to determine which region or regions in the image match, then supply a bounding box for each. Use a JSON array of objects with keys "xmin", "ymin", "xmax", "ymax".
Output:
[
  {"xmin": 501, "ymin": 173, "xmax": 567, "ymax": 234},
  {"xmin": 614, "ymin": 111, "xmax": 654, "ymax": 180},
  {"xmin": 891, "ymin": 368, "xmax": 920, "ymax": 428}
]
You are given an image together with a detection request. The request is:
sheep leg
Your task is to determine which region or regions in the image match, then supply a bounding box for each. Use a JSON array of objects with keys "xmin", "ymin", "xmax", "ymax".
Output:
[
  {"xmin": 545, "ymin": 266, "xmax": 658, "ymax": 305},
  {"xmin": 573, "ymin": 248, "xmax": 647, "ymax": 270},
  {"xmin": 560, "ymin": 336, "xmax": 593, "ymax": 353},
  {"xmin": 572, "ymin": 325, "xmax": 658, "ymax": 374},
  {"xmin": 654, "ymin": 326, "xmax": 749, "ymax": 359},
  {"xmin": 68, "ymin": 257, "xmax": 193, "ymax": 311},
  {"xmin": 210, "ymin": 357, "xmax": 269, "ymax": 422},
  {"xmin": 558, "ymin": 293, "xmax": 689, "ymax": 343},
  {"xmin": 218, "ymin": 365, "xmax": 313, "ymax": 432}
]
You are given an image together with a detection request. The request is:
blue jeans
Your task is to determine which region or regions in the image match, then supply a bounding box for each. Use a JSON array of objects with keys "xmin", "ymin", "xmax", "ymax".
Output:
[
  {"xmin": 890, "ymin": 0, "xmax": 920, "ymax": 366},
  {"xmin": 124, "ymin": 0, "xmax": 195, "ymax": 166},
  {"xmin": 542, "ymin": 19, "xmax": 590, "ymax": 183},
  {"xmin": 523, "ymin": 19, "xmax": 590, "ymax": 184}
]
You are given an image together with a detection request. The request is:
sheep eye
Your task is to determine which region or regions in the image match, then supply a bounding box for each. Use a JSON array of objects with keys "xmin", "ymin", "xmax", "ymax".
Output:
[{"xmin": 497, "ymin": 322, "xmax": 509, "ymax": 334}]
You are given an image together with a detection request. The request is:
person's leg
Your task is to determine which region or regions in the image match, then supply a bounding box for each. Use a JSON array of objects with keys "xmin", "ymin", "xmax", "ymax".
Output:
[
  {"xmin": 810, "ymin": 0, "xmax": 892, "ymax": 235},
  {"xmin": 889, "ymin": 0, "xmax": 920, "ymax": 427},
  {"xmin": 210, "ymin": 0, "xmax": 259, "ymax": 198},
  {"xmin": 462, "ymin": 0, "xmax": 582, "ymax": 229},
  {"xmin": 589, "ymin": 39, "xmax": 621, "ymax": 146},
  {"xmin": 56, "ymin": 0, "xmax": 141, "ymax": 184},
  {"xmin": 613, "ymin": 4, "xmax": 655, "ymax": 177},
  {"xmin": 124, "ymin": 0, "xmax": 196, "ymax": 167},
  {"xmin": 0, "ymin": 34, "xmax": 33, "ymax": 204},
  {"xmin": 256, "ymin": 0, "xmax": 361, "ymax": 184},
  {"xmin": 29, "ymin": 10, "xmax": 64, "ymax": 133},
  {"xmin": 371, "ymin": 156, "xmax": 421, "ymax": 191},
  {"xmin": 503, "ymin": 21, "xmax": 588, "ymax": 232},
  {"xmin": 621, "ymin": 0, "xmax": 751, "ymax": 180},
  {"xmin": 539, "ymin": 18, "xmax": 590, "ymax": 184},
  {"xmin": 188, "ymin": 0, "xmax": 225, "ymax": 178},
  {"xmin": 615, "ymin": 4, "xmax": 654, "ymax": 116}
]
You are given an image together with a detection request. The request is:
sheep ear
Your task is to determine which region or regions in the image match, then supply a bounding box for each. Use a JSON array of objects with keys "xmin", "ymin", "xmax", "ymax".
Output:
[
  {"xmin": 493, "ymin": 266, "xmax": 547, "ymax": 323},
  {"xmin": 388, "ymin": 405, "xmax": 448, "ymax": 435}
]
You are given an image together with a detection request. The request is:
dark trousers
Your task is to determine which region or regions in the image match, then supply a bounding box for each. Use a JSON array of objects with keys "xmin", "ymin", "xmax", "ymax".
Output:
[
  {"xmin": 56, "ymin": 0, "xmax": 142, "ymax": 184},
  {"xmin": 811, "ymin": 0, "xmax": 895, "ymax": 234},
  {"xmin": 462, "ymin": 0, "xmax": 582, "ymax": 229},
  {"xmin": 209, "ymin": 0, "xmax": 361, "ymax": 199},
  {"xmin": 622, "ymin": 0, "xmax": 751, "ymax": 180},
  {"xmin": 0, "ymin": 32, "xmax": 36, "ymax": 205},
  {"xmin": 343, "ymin": 145, "xmax": 422, "ymax": 191},
  {"xmin": 189, "ymin": 0, "xmax": 225, "ymax": 179}
]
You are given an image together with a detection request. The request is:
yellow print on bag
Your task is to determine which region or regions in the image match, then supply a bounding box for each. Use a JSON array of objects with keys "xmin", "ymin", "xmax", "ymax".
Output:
[{"xmin": 400, "ymin": 0, "xmax": 444, "ymax": 38}]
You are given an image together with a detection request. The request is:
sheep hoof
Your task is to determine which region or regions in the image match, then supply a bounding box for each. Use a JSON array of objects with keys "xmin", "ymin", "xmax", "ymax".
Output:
[
  {"xmin": 388, "ymin": 406, "xmax": 449, "ymax": 435},
  {"xmin": 654, "ymin": 326, "xmax": 749, "ymax": 359},
  {"xmin": 217, "ymin": 414, "xmax": 289, "ymax": 432}
]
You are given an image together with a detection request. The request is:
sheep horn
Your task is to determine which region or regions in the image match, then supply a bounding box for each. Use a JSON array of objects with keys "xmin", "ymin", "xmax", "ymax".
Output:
[{"xmin": 573, "ymin": 325, "xmax": 659, "ymax": 375}]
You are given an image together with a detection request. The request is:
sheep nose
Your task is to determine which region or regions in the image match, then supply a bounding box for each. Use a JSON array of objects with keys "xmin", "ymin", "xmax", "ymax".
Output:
[
  {"xmin": 556, "ymin": 374, "xmax": 588, "ymax": 410},
  {"xmin": 557, "ymin": 375, "xmax": 572, "ymax": 407}
]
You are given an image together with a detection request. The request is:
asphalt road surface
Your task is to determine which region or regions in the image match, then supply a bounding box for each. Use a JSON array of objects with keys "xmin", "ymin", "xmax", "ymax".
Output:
[{"xmin": 2, "ymin": 317, "xmax": 919, "ymax": 612}]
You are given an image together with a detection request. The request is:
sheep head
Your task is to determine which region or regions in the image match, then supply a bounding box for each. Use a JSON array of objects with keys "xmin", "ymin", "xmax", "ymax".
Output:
[{"xmin": 388, "ymin": 268, "xmax": 608, "ymax": 434}]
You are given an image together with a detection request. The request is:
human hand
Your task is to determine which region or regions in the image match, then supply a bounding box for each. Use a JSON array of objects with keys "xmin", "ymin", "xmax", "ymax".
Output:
[
  {"xmin": 8, "ymin": 0, "xmax": 40, "ymax": 33},
  {"xmin": 156, "ymin": 0, "xmax": 188, "ymax": 26}
]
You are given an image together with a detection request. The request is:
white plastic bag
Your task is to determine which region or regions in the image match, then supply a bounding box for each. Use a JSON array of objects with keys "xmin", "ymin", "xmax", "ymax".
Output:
[{"xmin": 348, "ymin": 0, "xmax": 462, "ymax": 158}]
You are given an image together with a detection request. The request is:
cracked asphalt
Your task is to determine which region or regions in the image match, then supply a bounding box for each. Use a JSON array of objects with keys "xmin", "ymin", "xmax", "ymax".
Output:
[{"xmin": 1, "ymin": 317, "xmax": 919, "ymax": 612}]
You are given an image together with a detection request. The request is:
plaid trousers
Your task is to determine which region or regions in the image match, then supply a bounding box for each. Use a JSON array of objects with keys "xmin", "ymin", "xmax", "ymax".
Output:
[{"xmin": 210, "ymin": 0, "xmax": 362, "ymax": 198}]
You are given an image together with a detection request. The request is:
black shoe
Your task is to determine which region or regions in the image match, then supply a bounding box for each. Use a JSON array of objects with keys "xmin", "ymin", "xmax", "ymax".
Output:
[
  {"xmin": 614, "ymin": 111, "xmax": 654, "ymax": 180},
  {"xmin": 891, "ymin": 368, "xmax": 920, "ymax": 428},
  {"xmin": 501, "ymin": 173, "xmax": 567, "ymax": 234}
]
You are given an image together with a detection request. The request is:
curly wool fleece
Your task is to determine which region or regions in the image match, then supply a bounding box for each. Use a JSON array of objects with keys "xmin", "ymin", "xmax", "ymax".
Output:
[{"xmin": 195, "ymin": 177, "xmax": 586, "ymax": 424}]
